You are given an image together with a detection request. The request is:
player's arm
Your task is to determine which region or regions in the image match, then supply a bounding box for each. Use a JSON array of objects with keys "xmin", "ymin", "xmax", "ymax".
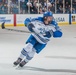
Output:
[
  {"xmin": 25, "ymin": 20, "xmax": 40, "ymax": 33},
  {"xmin": 52, "ymin": 21, "xmax": 62, "ymax": 38},
  {"xmin": 27, "ymin": 21, "xmax": 42, "ymax": 33},
  {"xmin": 24, "ymin": 18, "xmax": 36, "ymax": 32},
  {"xmin": 24, "ymin": 17, "xmax": 42, "ymax": 26},
  {"xmin": 24, "ymin": 17, "xmax": 43, "ymax": 33}
]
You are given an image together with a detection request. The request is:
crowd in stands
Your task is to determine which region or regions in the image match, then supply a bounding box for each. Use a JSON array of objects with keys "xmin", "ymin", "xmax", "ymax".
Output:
[
  {"xmin": 0, "ymin": 0, "xmax": 76, "ymax": 14},
  {"xmin": 0, "ymin": 0, "xmax": 8, "ymax": 14}
]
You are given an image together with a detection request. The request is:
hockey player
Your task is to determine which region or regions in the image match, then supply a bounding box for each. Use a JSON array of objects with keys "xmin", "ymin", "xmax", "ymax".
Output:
[{"xmin": 13, "ymin": 11, "xmax": 62, "ymax": 67}]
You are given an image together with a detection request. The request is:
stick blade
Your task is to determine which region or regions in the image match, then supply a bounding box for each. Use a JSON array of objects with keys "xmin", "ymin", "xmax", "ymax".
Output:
[{"xmin": 1, "ymin": 22, "xmax": 5, "ymax": 29}]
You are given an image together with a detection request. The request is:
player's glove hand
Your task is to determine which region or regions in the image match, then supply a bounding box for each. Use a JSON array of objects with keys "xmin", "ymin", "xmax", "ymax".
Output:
[{"xmin": 27, "ymin": 23, "xmax": 35, "ymax": 32}]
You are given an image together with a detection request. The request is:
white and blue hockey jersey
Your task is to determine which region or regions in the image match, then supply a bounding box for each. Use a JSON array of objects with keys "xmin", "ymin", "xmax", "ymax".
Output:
[{"xmin": 24, "ymin": 17, "xmax": 62, "ymax": 44}]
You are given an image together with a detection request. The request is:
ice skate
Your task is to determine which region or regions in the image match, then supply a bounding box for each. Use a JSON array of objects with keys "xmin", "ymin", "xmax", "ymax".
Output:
[
  {"xmin": 19, "ymin": 60, "xmax": 27, "ymax": 67},
  {"xmin": 13, "ymin": 58, "xmax": 22, "ymax": 66}
]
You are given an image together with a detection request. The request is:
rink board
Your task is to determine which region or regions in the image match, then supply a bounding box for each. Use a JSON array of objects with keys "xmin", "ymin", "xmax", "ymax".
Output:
[
  {"xmin": 0, "ymin": 14, "xmax": 14, "ymax": 27},
  {"xmin": 0, "ymin": 14, "xmax": 75, "ymax": 28},
  {"xmin": 16, "ymin": 14, "xmax": 69, "ymax": 26}
]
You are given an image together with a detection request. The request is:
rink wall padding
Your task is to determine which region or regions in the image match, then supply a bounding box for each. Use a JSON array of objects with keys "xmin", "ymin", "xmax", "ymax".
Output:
[
  {"xmin": 16, "ymin": 14, "xmax": 69, "ymax": 26},
  {"xmin": 0, "ymin": 14, "xmax": 76, "ymax": 28},
  {"xmin": 0, "ymin": 14, "xmax": 14, "ymax": 28}
]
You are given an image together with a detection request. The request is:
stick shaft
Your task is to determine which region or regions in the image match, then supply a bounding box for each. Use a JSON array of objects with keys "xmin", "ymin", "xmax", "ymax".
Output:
[
  {"xmin": 1, "ymin": 22, "xmax": 31, "ymax": 33},
  {"xmin": 5, "ymin": 28, "xmax": 31, "ymax": 33}
]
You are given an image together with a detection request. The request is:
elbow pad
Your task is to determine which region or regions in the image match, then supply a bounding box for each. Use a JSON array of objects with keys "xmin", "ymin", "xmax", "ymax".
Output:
[
  {"xmin": 53, "ymin": 30, "xmax": 62, "ymax": 37},
  {"xmin": 24, "ymin": 18, "xmax": 31, "ymax": 26}
]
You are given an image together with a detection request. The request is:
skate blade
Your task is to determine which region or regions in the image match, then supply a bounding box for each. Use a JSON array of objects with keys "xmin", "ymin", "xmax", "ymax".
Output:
[
  {"xmin": 13, "ymin": 64, "xmax": 17, "ymax": 67},
  {"xmin": 16, "ymin": 65, "xmax": 23, "ymax": 70},
  {"xmin": 13, "ymin": 63, "xmax": 19, "ymax": 67}
]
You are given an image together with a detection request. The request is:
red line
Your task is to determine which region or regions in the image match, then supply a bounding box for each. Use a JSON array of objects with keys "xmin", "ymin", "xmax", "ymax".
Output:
[{"xmin": 14, "ymin": 14, "xmax": 16, "ymax": 26}]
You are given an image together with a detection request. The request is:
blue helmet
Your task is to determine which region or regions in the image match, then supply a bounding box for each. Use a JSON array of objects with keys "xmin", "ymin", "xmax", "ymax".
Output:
[{"xmin": 43, "ymin": 11, "xmax": 53, "ymax": 17}]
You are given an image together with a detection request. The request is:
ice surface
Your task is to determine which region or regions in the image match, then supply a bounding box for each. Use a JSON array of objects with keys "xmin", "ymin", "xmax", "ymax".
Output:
[{"xmin": 0, "ymin": 25, "xmax": 76, "ymax": 75}]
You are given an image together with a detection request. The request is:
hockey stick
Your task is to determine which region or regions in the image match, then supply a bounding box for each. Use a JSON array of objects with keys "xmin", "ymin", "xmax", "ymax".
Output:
[{"xmin": 1, "ymin": 22, "xmax": 31, "ymax": 33}]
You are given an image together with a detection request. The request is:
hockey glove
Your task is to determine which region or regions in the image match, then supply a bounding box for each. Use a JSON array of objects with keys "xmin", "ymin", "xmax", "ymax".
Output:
[
  {"xmin": 27, "ymin": 23, "xmax": 35, "ymax": 32},
  {"xmin": 53, "ymin": 30, "xmax": 62, "ymax": 37}
]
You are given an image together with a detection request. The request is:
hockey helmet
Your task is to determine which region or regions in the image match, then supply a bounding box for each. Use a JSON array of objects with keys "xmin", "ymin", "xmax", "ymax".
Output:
[{"xmin": 43, "ymin": 11, "xmax": 53, "ymax": 17}]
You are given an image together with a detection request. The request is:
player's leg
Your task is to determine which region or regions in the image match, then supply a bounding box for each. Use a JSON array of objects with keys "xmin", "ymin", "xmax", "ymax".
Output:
[
  {"xmin": 34, "ymin": 42, "xmax": 46, "ymax": 54},
  {"xmin": 19, "ymin": 48, "xmax": 36, "ymax": 67},
  {"xmin": 13, "ymin": 43, "xmax": 33, "ymax": 66},
  {"xmin": 19, "ymin": 43, "xmax": 46, "ymax": 67},
  {"xmin": 13, "ymin": 35, "xmax": 37, "ymax": 66}
]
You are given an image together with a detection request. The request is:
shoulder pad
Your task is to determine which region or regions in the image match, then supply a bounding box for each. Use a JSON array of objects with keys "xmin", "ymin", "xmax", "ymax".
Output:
[{"xmin": 32, "ymin": 17, "xmax": 43, "ymax": 22}]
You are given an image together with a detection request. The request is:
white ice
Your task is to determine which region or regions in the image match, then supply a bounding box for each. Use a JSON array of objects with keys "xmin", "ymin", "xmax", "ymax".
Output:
[{"xmin": 0, "ymin": 25, "xmax": 76, "ymax": 75}]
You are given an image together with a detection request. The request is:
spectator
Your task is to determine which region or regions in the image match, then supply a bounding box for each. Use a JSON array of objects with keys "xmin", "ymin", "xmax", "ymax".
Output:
[
  {"xmin": 9, "ymin": 0, "xmax": 19, "ymax": 14},
  {"xmin": 27, "ymin": 0, "xmax": 34, "ymax": 13},
  {"xmin": 20, "ymin": 0, "xmax": 27, "ymax": 14},
  {"xmin": 43, "ymin": 6, "xmax": 47, "ymax": 12},
  {"xmin": 49, "ymin": 3, "xmax": 55, "ymax": 13},
  {"xmin": 73, "ymin": 0, "xmax": 76, "ymax": 10},
  {"xmin": 0, "ymin": 0, "xmax": 76, "ymax": 14},
  {"xmin": 50, "ymin": 0, "xmax": 55, "ymax": 4},
  {"xmin": 39, "ymin": 7, "xmax": 43, "ymax": 14},
  {"xmin": 72, "ymin": 7, "xmax": 76, "ymax": 14}
]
